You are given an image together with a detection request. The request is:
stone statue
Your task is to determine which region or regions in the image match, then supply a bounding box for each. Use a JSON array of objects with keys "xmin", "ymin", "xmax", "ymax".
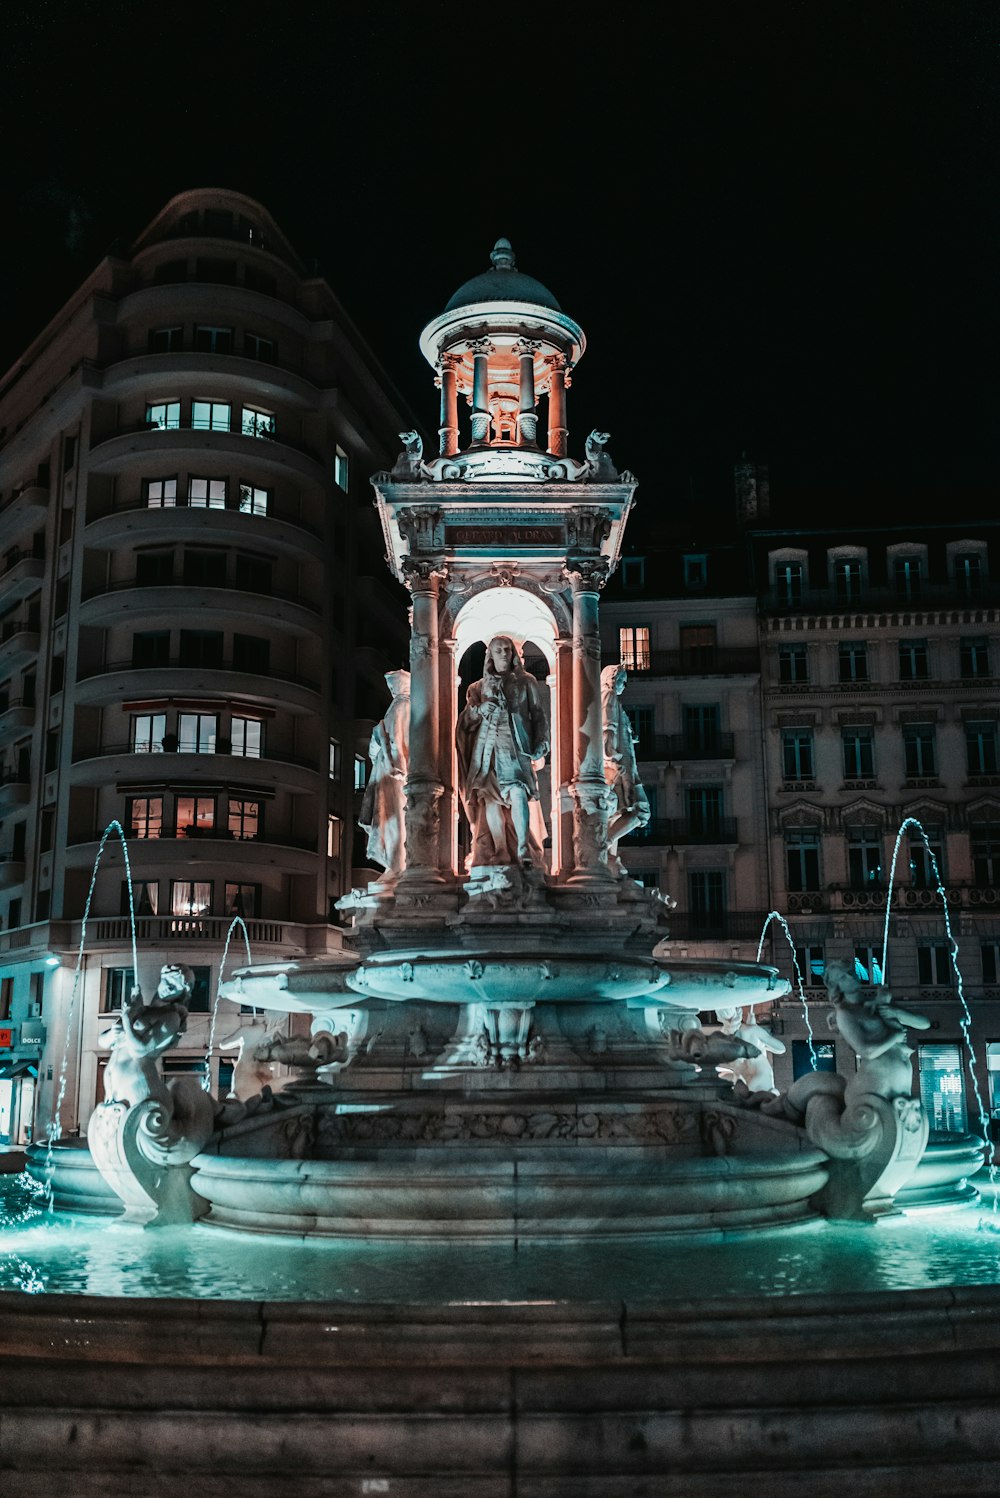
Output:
[
  {"xmin": 714, "ymin": 1004, "xmax": 785, "ymax": 1096},
  {"xmin": 456, "ymin": 636, "xmax": 550, "ymax": 867},
  {"xmin": 584, "ymin": 429, "xmax": 618, "ymax": 481},
  {"xmin": 390, "ymin": 430, "xmax": 425, "ymax": 480},
  {"xmin": 359, "ymin": 669, "xmax": 410, "ymax": 876},
  {"xmin": 601, "ymin": 665, "xmax": 651, "ymax": 874},
  {"xmin": 100, "ymin": 964, "xmax": 192, "ymax": 1106}
]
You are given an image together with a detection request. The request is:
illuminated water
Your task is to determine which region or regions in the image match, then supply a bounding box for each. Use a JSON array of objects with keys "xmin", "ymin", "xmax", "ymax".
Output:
[{"xmin": 1, "ymin": 1172, "xmax": 998, "ymax": 1303}]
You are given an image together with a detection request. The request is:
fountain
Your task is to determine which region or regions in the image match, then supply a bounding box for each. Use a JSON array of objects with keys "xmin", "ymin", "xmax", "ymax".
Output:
[{"xmin": 3, "ymin": 242, "xmax": 999, "ymax": 1491}]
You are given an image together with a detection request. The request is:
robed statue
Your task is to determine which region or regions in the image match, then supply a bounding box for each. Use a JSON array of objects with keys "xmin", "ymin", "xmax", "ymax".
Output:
[
  {"xmin": 601, "ymin": 664, "xmax": 651, "ymax": 874},
  {"xmin": 359, "ymin": 669, "xmax": 410, "ymax": 876}
]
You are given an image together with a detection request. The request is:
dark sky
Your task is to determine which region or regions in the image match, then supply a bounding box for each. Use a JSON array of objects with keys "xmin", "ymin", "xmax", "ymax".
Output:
[{"xmin": 3, "ymin": 1, "xmax": 997, "ymax": 537}]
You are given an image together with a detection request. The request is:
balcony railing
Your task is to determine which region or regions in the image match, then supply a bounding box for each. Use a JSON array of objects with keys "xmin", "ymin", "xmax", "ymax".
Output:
[
  {"xmin": 761, "ymin": 580, "xmax": 1000, "ymax": 615},
  {"xmin": 98, "ymin": 495, "xmax": 323, "ymax": 539},
  {"xmin": 617, "ymin": 648, "xmax": 759, "ymax": 677},
  {"xmin": 71, "ymin": 743, "xmax": 320, "ymax": 772},
  {"xmin": 661, "ymin": 911, "xmax": 773, "ymax": 942},
  {"xmin": 80, "ymin": 577, "xmax": 320, "ymax": 613},
  {"xmin": 636, "ymin": 732, "xmax": 736, "ymax": 761},
  {"xmin": 91, "ymin": 418, "xmax": 322, "ymax": 466},
  {"xmin": 70, "ymin": 828, "xmax": 319, "ymax": 853},
  {"xmin": 75, "ymin": 658, "xmax": 321, "ymax": 693},
  {"xmin": 622, "ymin": 817, "xmax": 739, "ymax": 846}
]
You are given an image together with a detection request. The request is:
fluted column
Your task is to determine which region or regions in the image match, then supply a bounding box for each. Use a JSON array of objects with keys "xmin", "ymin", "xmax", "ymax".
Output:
[
  {"xmin": 566, "ymin": 558, "xmax": 612, "ymax": 879},
  {"xmin": 469, "ymin": 338, "xmax": 494, "ymax": 445},
  {"xmin": 515, "ymin": 339, "xmax": 541, "ymax": 446},
  {"xmin": 437, "ymin": 353, "xmax": 461, "ymax": 456},
  {"xmin": 546, "ymin": 353, "xmax": 569, "ymax": 457},
  {"xmin": 399, "ymin": 558, "xmax": 447, "ymax": 883}
]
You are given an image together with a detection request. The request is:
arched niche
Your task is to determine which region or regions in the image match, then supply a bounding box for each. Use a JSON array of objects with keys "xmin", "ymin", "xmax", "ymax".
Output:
[{"xmin": 451, "ymin": 585, "xmax": 560, "ymax": 670}]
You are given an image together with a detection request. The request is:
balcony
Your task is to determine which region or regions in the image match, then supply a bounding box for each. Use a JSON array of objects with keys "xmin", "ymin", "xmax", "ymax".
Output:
[
  {"xmin": 0, "ymin": 916, "xmax": 345, "ymax": 961},
  {"xmin": 0, "ymin": 551, "xmax": 44, "ymax": 602},
  {"xmin": 0, "ymin": 854, "xmax": 25, "ymax": 889},
  {"xmin": 0, "ymin": 622, "xmax": 40, "ymax": 672},
  {"xmin": 71, "ymin": 827, "xmax": 319, "ymax": 853},
  {"xmin": 0, "ymin": 700, "xmax": 34, "ymax": 749},
  {"xmin": 84, "ymin": 497, "xmax": 324, "ymax": 557},
  {"xmin": 69, "ymin": 744, "xmax": 321, "ymax": 794},
  {"xmin": 74, "ymin": 659, "xmax": 321, "ymax": 712},
  {"xmin": 761, "ymin": 580, "xmax": 1000, "ymax": 616},
  {"xmin": 78, "ymin": 578, "xmax": 321, "ymax": 636},
  {"xmin": 0, "ymin": 773, "xmax": 31, "ymax": 814},
  {"xmin": 618, "ymin": 648, "xmax": 759, "ymax": 678},
  {"xmin": 637, "ymin": 732, "xmax": 735, "ymax": 762},
  {"xmin": 0, "ymin": 486, "xmax": 48, "ymax": 551},
  {"xmin": 622, "ymin": 817, "xmax": 739, "ymax": 847},
  {"xmin": 87, "ymin": 421, "xmax": 325, "ymax": 483}
]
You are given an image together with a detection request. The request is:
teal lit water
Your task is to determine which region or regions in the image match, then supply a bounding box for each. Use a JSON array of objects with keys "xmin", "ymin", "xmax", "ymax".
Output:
[{"xmin": 2, "ymin": 1173, "xmax": 1000, "ymax": 1302}]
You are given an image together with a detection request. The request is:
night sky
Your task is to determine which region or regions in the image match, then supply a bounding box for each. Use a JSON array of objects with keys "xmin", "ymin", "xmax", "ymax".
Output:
[{"xmin": 3, "ymin": 1, "xmax": 997, "ymax": 538}]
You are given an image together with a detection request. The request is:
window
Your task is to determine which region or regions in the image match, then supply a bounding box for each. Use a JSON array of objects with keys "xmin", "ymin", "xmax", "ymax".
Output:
[
  {"xmin": 193, "ymin": 325, "xmax": 233, "ymax": 354},
  {"xmin": 687, "ymin": 870, "xmax": 726, "ymax": 934},
  {"xmin": 131, "ymin": 713, "xmax": 166, "ymax": 754},
  {"xmin": 7, "ymin": 900, "xmax": 21, "ymax": 931},
  {"xmin": 132, "ymin": 630, "xmax": 170, "ymax": 667},
  {"xmin": 128, "ymin": 796, "xmax": 162, "ymax": 839},
  {"xmin": 102, "ymin": 967, "xmax": 135, "ymax": 1013},
  {"xmin": 329, "ymin": 738, "xmax": 342, "ymax": 778},
  {"xmin": 148, "ymin": 327, "xmax": 183, "ymax": 353},
  {"xmin": 988, "ymin": 1043, "xmax": 1000, "ymax": 1117},
  {"xmin": 354, "ymin": 754, "xmax": 367, "ymax": 791},
  {"xmin": 232, "ymin": 634, "xmax": 269, "ymax": 672},
  {"xmin": 833, "ymin": 558, "xmax": 863, "ymax": 604},
  {"xmin": 146, "ymin": 400, "xmax": 180, "ymax": 430},
  {"xmin": 686, "ymin": 786, "xmax": 723, "ymax": 836},
  {"xmin": 898, "ymin": 639, "xmax": 929, "ymax": 682},
  {"xmin": 842, "ymin": 726, "xmax": 874, "ymax": 780},
  {"xmin": 684, "ymin": 704, "xmax": 721, "ymax": 752},
  {"xmin": 228, "ymin": 798, "xmax": 260, "ymax": 840},
  {"xmin": 191, "ymin": 400, "xmax": 231, "ymax": 432},
  {"xmin": 794, "ymin": 944, "xmax": 825, "ymax": 986},
  {"xmin": 334, "ymin": 445, "xmax": 349, "ymax": 491},
  {"xmin": 244, "ymin": 332, "xmax": 275, "ymax": 362},
  {"xmin": 918, "ymin": 942, "xmax": 952, "ymax": 986},
  {"xmin": 144, "ymin": 477, "xmax": 177, "ymax": 508},
  {"xmin": 624, "ymin": 705, "xmax": 654, "ymax": 756},
  {"xmin": 0, "ymin": 976, "xmax": 12, "ymax": 1021},
  {"xmin": 620, "ymin": 557, "xmax": 645, "ymax": 589},
  {"xmin": 893, "ymin": 555, "xmax": 923, "ymax": 600},
  {"xmin": 909, "ymin": 826, "xmax": 944, "ymax": 888},
  {"xmin": 960, "ymin": 637, "xmax": 990, "ymax": 680},
  {"xmin": 781, "ymin": 728, "xmax": 814, "ymax": 781},
  {"xmin": 971, "ymin": 823, "xmax": 1000, "ymax": 886},
  {"xmin": 918, "ymin": 1044, "xmax": 967, "ymax": 1133},
  {"xmin": 838, "ymin": 643, "xmax": 868, "ymax": 683},
  {"xmin": 226, "ymin": 882, "xmax": 259, "ymax": 918},
  {"xmin": 171, "ymin": 881, "xmax": 213, "ymax": 918},
  {"xmin": 231, "ymin": 717, "xmax": 263, "ymax": 758},
  {"xmin": 966, "ymin": 721, "xmax": 999, "ymax": 776},
  {"xmin": 903, "ymin": 723, "xmax": 937, "ymax": 778},
  {"xmin": 792, "ymin": 1040, "xmax": 836, "ymax": 1080},
  {"xmin": 135, "ymin": 550, "xmax": 174, "ymax": 586},
  {"xmin": 241, "ymin": 406, "xmax": 275, "ymax": 439},
  {"xmin": 847, "ymin": 825, "xmax": 883, "ymax": 888},
  {"xmin": 983, "ymin": 944, "xmax": 1000, "ymax": 986},
  {"xmin": 183, "ymin": 548, "xmax": 227, "ymax": 586},
  {"xmin": 619, "ymin": 625, "xmax": 651, "ymax": 672},
  {"xmin": 853, "ymin": 946, "xmax": 884, "ymax": 985},
  {"xmin": 177, "ymin": 713, "xmax": 217, "ymax": 754},
  {"xmin": 235, "ymin": 553, "xmax": 272, "ymax": 593},
  {"xmin": 955, "ymin": 552, "xmax": 984, "ymax": 597},
  {"xmin": 775, "ymin": 560, "xmax": 804, "ymax": 605},
  {"xmin": 188, "ymin": 477, "xmax": 227, "ymax": 509},
  {"xmin": 187, "ymin": 966, "xmax": 212, "ymax": 1014},
  {"xmin": 785, "ymin": 829, "xmax": 821, "ymax": 892},
  {"xmin": 124, "ymin": 880, "xmax": 158, "ymax": 916},
  {"xmin": 327, "ymin": 814, "xmax": 342, "ymax": 859},
  {"xmin": 679, "ymin": 624, "xmax": 716, "ymax": 669},
  {"xmin": 238, "ymin": 483, "xmax": 269, "ymax": 516},
  {"xmin": 683, "ymin": 554, "xmax": 707, "ymax": 589},
  {"xmin": 778, "ymin": 645, "xmax": 808, "ymax": 684},
  {"xmin": 179, "ymin": 630, "xmax": 224, "ymax": 667},
  {"xmin": 176, "ymin": 796, "xmax": 215, "ymax": 836}
]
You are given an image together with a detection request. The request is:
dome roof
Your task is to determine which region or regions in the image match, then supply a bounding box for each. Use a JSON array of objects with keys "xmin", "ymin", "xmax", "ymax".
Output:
[{"xmin": 444, "ymin": 238, "xmax": 561, "ymax": 314}]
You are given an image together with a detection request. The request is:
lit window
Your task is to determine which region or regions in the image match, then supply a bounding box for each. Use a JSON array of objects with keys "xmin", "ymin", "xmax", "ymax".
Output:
[
  {"xmin": 966, "ymin": 721, "xmax": 999, "ymax": 776},
  {"xmin": 918, "ymin": 1044, "xmax": 967, "ymax": 1133},
  {"xmin": 231, "ymin": 718, "xmax": 263, "ymax": 758},
  {"xmin": 131, "ymin": 713, "xmax": 166, "ymax": 754},
  {"xmin": 781, "ymin": 729, "xmax": 814, "ymax": 781},
  {"xmin": 178, "ymin": 713, "xmax": 217, "ymax": 754},
  {"xmin": 244, "ymin": 332, "xmax": 275, "ymax": 362},
  {"xmin": 902, "ymin": 723, "xmax": 937, "ymax": 778},
  {"xmin": 238, "ymin": 482, "xmax": 269, "ymax": 516},
  {"xmin": 620, "ymin": 557, "xmax": 645, "ymax": 589},
  {"xmin": 241, "ymin": 406, "xmax": 275, "ymax": 439},
  {"xmin": 334, "ymin": 445, "xmax": 349, "ymax": 491},
  {"xmin": 193, "ymin": 325, "xmax": 233, "ymax": 354},
  {"xmin": 226, "ymin": 882, "xmax": 259, "ymax": 918},
  {"xmin": 898, "ymin": 639, "xmax": 929, "ymax": 682},
  {"xmin": 188, "ymin": 476, "xmax": 227, "ymax": 509},
  {"xmin": 960, "ymin": 637, "xmax": 990, "ymax": 679},
  {"xmin": 144, "ymin": 477, "xmax": 177, "ymax": 508},
  {"xmin": 148, "ymin": 327, "xmax": 183, "ymax": 354},
  {"xmin": 842, "ymin": 726, "xmax": 874, "ymax": 779},
  {"xmin": 778, "ymin": 645, "xmax": 808, "ymax": 684},
  {"xmin": 191, "ymin": 400, "xmax": 231, "ymax": 432},
  {"xmin": 354, "ymin": 754, "xmax": 367, "ymax": 791},
  {"xmin": 838, "ymin": 643, "xmax": 868, "ymax": 683},
  {"xmin": 171, "ymin": 880, "xmax": 213, "ymax": 918},
  {"xmin": 228, "ymin": 798, "xmax": 260, "ymax": 840},
  {"xmin": 853, "ymin": 946, "xmax": 883, "ymax": 985},
  {"xmin": 327, "ymin": 814, "xmax": 342, "ymax": 859},
  {"xmin": 146, "ymin": 401, "xmax": 180, "ymax": 430},
  {"xmin": 128, "ymin": 796, "xmax": 162, "ymax": 839},
  {"xmin": 176, "ymin": 796, "xmax": 215, "ymax": 836},
  {"xmin": 619, "ymin": 626, "xmax": 651, "ymax": 672}
]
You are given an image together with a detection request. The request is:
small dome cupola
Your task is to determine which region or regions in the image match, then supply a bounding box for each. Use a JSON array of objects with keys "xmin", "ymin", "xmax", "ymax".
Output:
[{"xmin": 419, "ymin": 239, "xmax": 586, "ymax": 473}]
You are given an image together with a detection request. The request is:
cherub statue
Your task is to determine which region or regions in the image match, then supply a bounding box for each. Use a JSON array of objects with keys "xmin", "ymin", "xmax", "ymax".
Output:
[
  {"xmin": 359, "ymin": 669, "xmax": 410, "ymax": 876},
  {"xmin": 824, "ymin": 962, "xmax": 931, "ymax": 1100},
  {"xmin": 714, "ymin": 1004, "xmax": 786, "ymax": 1097},
  {"xmin": 100, "ymin": 964, "xmax": 193, "ymax": 1107},
  {"xmin": 601, "ymin": 664, "xmax": 651, "ymax": 874}
]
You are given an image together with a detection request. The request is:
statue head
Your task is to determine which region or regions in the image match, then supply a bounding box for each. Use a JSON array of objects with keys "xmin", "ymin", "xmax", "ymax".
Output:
[
  {"xmin": 155, "ymin": 964, "xmax": 194, "ymax": 1007},
  {"xmin": 384, "ymin": 668, "xmax": 410, "ymax": 699},
  {"xmin": 485, "ymin": 635, "xmax": 523, "ymax": 678},
  {"xmin": 601, "ymin": 663, "xmax": 627, "ymax": 699}
]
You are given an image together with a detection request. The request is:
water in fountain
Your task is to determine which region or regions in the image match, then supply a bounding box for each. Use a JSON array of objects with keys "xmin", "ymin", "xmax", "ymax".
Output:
[
  {"xmin": 202, "ymin": 915, "xmax": 254, "ymax": 1092},
  {"xmin": 41, "ymin": 820, "xmax": 139, "ymax": 1205},
  {"xmin": 757, "ymin": 909, "xmax": 819, "ymax": 1070},
  {"xmin": 881, "ymin": 815, "xmax": 997, "ymax": 1219}
]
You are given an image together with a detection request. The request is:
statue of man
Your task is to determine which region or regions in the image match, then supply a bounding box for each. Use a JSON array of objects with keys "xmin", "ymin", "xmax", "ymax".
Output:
[
  {"xmin": 601, "ymin": 664, "xmax": 651, "ymax": 874},
  {"xmin": 359, "ymin": 669, "xmax": 410, "ymax": 876},
  {"xmin": 456, "ymin": 636, "xmax": 550, "ymax": 867}
]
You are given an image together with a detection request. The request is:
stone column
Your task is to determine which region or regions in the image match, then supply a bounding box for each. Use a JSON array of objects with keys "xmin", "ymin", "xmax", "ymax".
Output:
[
  {"xmin": 515, "ymin": 339, "xmax": 540, "ymax": 446},
  {"xmin": 438, "ymin": 637, "xmax": 459, "ymax": 875},
  {"xmin": 399, "ymin": 558, "xmax": 447, "ymax": 883},
  {"xmin": 552, "ymin": 639, "xmax": 574, "ymax": 876},
  {"xmin": 566, "ymin": 559, "xmax": 612, "ymax": 880},
  {"xmin": 469, "ymin": 338, "xmax": 493, "ymax": 445},
  {"xmin": 437, "ymin": 353, "xmax": 461, "ymax": 457},
  {"xmin": 546, "ymin": 353, "xmax": 569, "ymax": 457}
]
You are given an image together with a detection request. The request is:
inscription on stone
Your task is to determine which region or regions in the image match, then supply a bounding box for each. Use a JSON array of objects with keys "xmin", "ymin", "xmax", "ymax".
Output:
[{"xmin": 446, "ymin": 524, "xmax": 565, "ymax": 547}]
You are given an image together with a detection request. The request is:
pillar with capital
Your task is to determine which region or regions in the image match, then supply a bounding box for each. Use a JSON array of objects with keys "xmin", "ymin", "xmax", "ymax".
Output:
[
  {"xmin": 515, "ymin": 339, "xmax": 541, "ymax": 446},
  {"xmin": 399, "ymin": 557, "xmax": 447, "ymax": 883},
  {"xmin": 546, "ymin": 353, "xmax": 570, "ymax": 457},
  {"xmin": 469, "ymin": 338, "xmax": 494, "ymax": 445},
  {"xmin": 565, "ymin": 558, "xmax": 613, "ymax": 880},
  {"xmin": 437, "ymin": 352, "xmax": 461, "ymax": 457}
]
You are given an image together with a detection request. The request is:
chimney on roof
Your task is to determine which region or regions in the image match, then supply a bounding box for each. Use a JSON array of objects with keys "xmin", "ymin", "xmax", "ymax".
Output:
[{"xmin": 734, "ymin": 455, "xmax": 770, "ymax": 525}]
